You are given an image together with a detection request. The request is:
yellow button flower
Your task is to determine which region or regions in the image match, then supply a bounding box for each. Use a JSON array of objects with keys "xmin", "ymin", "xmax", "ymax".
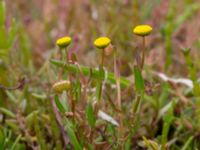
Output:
[
  {"xmin": 94, "ymin": 37, "xmax": 111, "ymax": 49},
  {"xmin": 56, "ymin": 36, "xmax": 72, "ymax": 48},
  {"xmin": 133, "ymin": 25, "xmax": 152, "ymax": 36},
  {"xmin": 52, "ymin": 80, "xmax": 71, "ymax": 94}
]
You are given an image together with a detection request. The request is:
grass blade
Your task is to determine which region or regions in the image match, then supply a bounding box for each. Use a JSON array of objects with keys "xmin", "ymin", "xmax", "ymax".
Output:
[
  {"xmin": 86, "ymin": 102, "xmax": 96, "ymax": 128},
  {"xmin": 65, "ymin": 122, "xmax": 82, "ymax": 150},
  {"xmin": 134, "ymin": 66, "xmax": 144, "ymax": 92},
  {"xmin": 0, "ymin": 107, "xmax": 16, "ymax": 118},
  {"xmin": 54, "ymin": 95, "xmax": 67, "ymax": 113},
  {"xmin": 181, "ymin": 136, "xmax": 194, "ymax": 150}
]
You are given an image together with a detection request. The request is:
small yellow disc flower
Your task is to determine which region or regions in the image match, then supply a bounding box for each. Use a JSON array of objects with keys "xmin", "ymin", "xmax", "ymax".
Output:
[
  {"xmin": 94, "ymin": 37, "xmax": 111, "ymax": 49},
  {"xmin": 133, "ymin": 25, "xmax": 152, "ymax": 36},
  {"xmin": 52, "ymin": 80, "xmax": 71, "ymax": 94},
  {"xmin": 56, "ymin": 36, "xmax": 72, "ymax": 48}
]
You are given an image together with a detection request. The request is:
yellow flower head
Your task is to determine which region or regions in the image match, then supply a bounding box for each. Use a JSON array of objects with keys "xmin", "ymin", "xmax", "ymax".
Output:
[
  {"xmin": 133, "ymin": 25, "xmax": 152, "ymax": 36},
  {"xmin": 52, "ymin": 80, "xmax": 71, "ymax": 94},
  {"xmin": 94, "ymin": 37, "xmax": 111, "ymax": 49},
  {"xmin": 56, "ymin": 36, "xmax": 72, "ymax": 48}
]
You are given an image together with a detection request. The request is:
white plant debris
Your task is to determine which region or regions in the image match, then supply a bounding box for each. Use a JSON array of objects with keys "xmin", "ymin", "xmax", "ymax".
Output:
[
  {"xmin": 98, "ymin": 110, "xmax": 119, "ymax": 126},
  {"xmin": 156, "ymin": 72, "xmax": 193, "ymax": 88}
]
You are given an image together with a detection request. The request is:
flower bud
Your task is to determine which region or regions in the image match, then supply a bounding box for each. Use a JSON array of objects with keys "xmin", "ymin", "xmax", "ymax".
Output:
[
  {"xmin": 133, "ymin": 25, "xmax": 152, "ymax": 36},
  {"xmin": 56, "ymin": 36, "xmax": 72, "ymax": 48},
  {"xmin": 94, "ymin": 37, "xmax": 111, "ymax": 49},
  {"xmin": 52, "ymin": 80, "xmax": 71, "ymax": 94}
]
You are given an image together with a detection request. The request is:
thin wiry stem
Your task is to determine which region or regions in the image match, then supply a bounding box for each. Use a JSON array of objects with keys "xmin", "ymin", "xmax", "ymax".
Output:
[
  {"xmin": 57, "ymin": 47, "xmax": 69, "ymax": 80},
  {"xmin": 141, "ymin": 36, "xmax": 146, "ymax": 70},
  {"xmin": 65, "ymin": 47, "xmax": 69, "ymax": 65},
  {"xmin": 114, "ymin": 52, "xmax": 121, "ymax": 109},
  {"xmin": 101, "ymin": 49, "xmax": 105, "ymax": 67},
  {"xmin": 98, "ymin": 48, "xmax": 106, "ymax": 102},
  {"xmin": 114, "ymin": 50, "xmax": 123, "ymax": 142}
]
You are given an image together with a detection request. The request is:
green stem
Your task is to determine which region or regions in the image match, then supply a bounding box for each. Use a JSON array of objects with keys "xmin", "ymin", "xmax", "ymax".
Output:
[{"xmin": 50, "ymin": 59, "xmax": 130, "ymax": 88}]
